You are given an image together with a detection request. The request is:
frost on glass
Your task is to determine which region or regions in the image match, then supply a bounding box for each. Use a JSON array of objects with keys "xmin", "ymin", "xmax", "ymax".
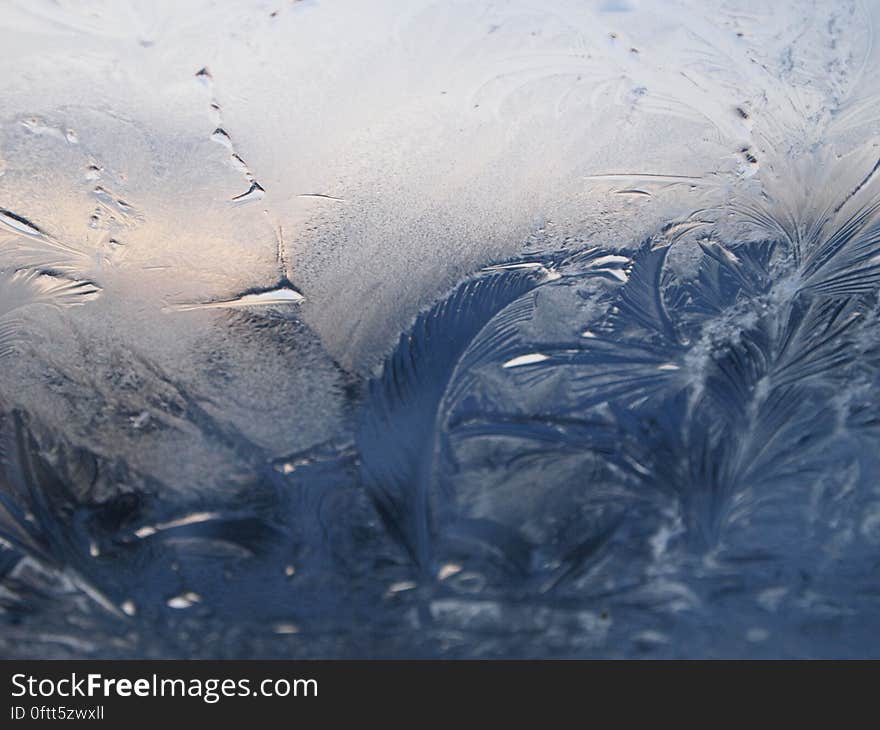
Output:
[{"xmin": 0, "ymin": 0, "xmax": 879, "ymax": 657}]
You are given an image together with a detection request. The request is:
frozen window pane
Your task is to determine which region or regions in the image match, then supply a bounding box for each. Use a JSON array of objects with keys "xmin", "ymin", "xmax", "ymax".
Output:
[{"xmin": 0, "ymin": 0, "xmax": 879, "ymax": 658}]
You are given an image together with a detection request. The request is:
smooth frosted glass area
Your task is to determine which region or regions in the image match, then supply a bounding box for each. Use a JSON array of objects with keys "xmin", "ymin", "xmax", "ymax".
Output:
[{"xmin": 1, "ymin": 0, "xmax": 879, "ymax": 658}]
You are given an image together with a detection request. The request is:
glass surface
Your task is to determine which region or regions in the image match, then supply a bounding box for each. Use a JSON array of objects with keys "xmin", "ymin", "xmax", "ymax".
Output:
[{"xmin": 1, "ymin": 0, "xmax": 879, "ymax": 658}]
